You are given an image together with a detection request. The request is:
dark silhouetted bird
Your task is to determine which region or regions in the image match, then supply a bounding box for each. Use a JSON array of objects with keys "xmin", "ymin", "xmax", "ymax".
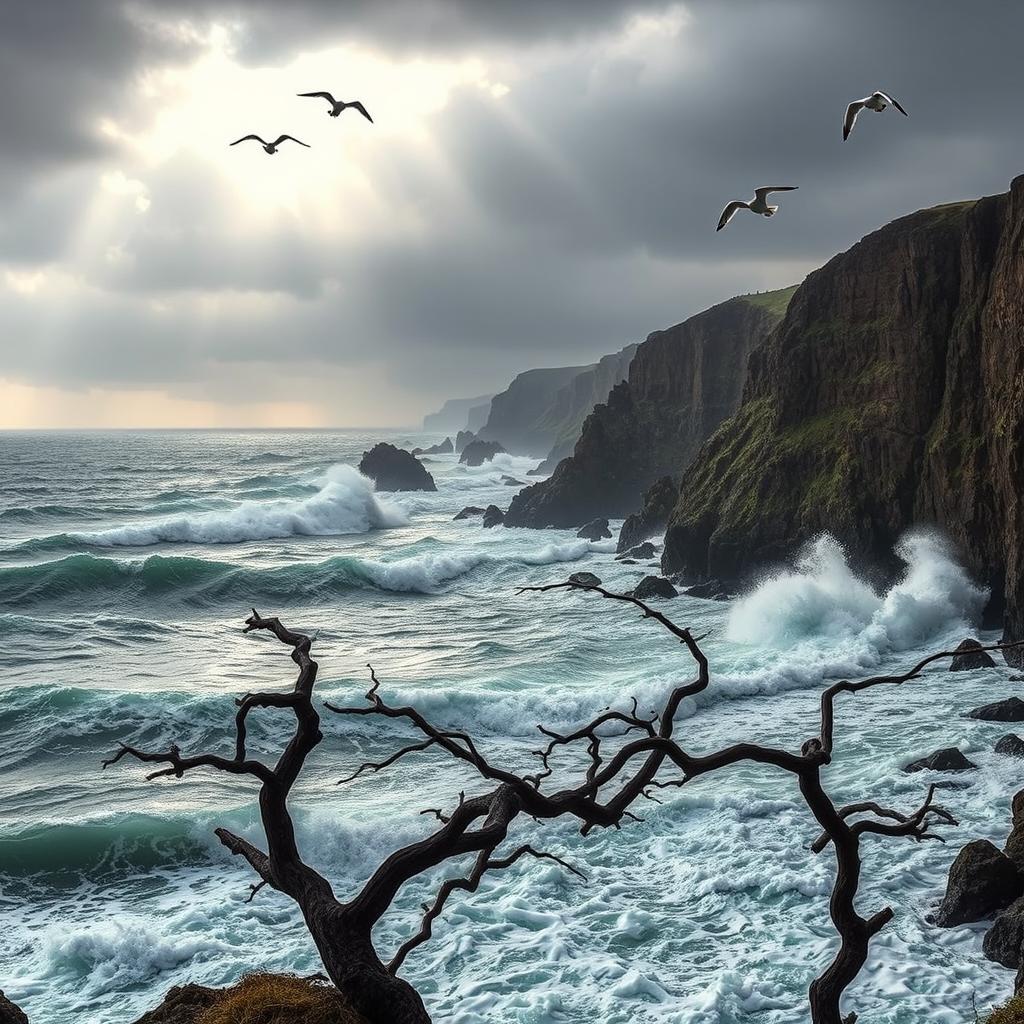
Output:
[
  {"xmin": 843, "ymin": 91, "xmax": 908, "ymax": 140},
  {"xmin": 229, "ymin": 134, "xmax": 310, "ymax": 154},
  {"xmin": 297, "ymin": 92, "xmax": 374, "ymax": 122},
  {"xmin": 717, "ymin": 186, "xmax": 798, "ymax": 231}
]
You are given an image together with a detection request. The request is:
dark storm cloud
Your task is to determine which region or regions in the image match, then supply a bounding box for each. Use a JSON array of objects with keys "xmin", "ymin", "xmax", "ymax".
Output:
[{"xmin": 2, "ymin": 0, "xmax": 1024, "ymax": 420}]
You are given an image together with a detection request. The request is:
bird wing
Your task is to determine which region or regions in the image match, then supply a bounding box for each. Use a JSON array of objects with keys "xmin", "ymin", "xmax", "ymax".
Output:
[
  {"xmin": 298, "ymin": 91, "xmax": 336, "ymax": 104},
  {"xmin": 717, "ymin": 201, "xmax": 746, "ymax": 231},
  {"xmin": 754, "ymin": 186, "xmax": 798, "ymax": 200},
  {"xmin": 273, "ymin": 135, "xmax": 311, "ymax": 148},
  {"xmin": 877, "ymin": 91, "xmax": 908, "ymax": 116},
  {"xmin": 230, "ymin": 134, "xmax": 266, "ymax": 146},
  {"xmin": 843, "ymin": 100, "xmax": 864, "ymax": 140},
  {"xmin": 347, "ymin": 100, "xmax": 374, "ymax": 123}
]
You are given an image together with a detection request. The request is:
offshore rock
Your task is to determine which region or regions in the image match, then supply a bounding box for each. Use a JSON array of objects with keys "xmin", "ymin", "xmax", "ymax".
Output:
[
  {"xmin": 576, "ymin": 518, "xmax": 611, "ymax": 541},
  {"xmin": 630, "ymin": 576, "xmax": 678, "ymax": 600},
  {"xmin": 968, "ymin": 698, "xmax": 1024, "ymax": 722},
  {"xmin": 459, "ymin": 440, "xmax": 506, "ymax": 467},
  {"xmin": 358, "ymin": 444, "xmax": 436, "ymax": 492},
  {"xmin": 949, "ymin": 638, "xmax": 997, "ymax": 671},
  {"xmin": 617, "ymin": 476, "xmax": 679, "ymax": 552},
  {"xmin": 482, "ymin": 505, "xmax": 505, "ymax": 528},
  {"xmin": 903, "ymin": 747, "xmax": 977, "ymax": 773},
  {"xmin": 935, "ymin": 839, "xmax": 1023, "ymax": 927}
]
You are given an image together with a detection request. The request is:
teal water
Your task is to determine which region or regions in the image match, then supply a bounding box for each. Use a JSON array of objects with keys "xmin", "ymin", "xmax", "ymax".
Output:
[{"xmin": 0, "ymin": 429, "xmax": 1016, "ymax": 1022}]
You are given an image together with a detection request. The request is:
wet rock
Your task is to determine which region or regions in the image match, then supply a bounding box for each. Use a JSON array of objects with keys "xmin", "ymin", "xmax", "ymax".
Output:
[
  {"xmin": 500, "ymin": 475, "xmax": 523, "ymax": 486},
  {"xmin": 617, "ymin": 476, "xmax": 679, "ymax": 553},
  {"xmin": 568, "ymin": 572, "xmax": 602, "ymax": 588},
  {"xmin": 935, "ymin": 839, "xmax": 1024, "ymax": 927},
  {"xmin": 683, "ymin": 579, "xmax": 727, "ymax": 600},
  {"xmin": 618, "ymin": 558, "xmax": 638, "ymax": 564},
  {"xmin": 0, "ymin": 993, "xmax": 28, "ymax": 1024},
  {"xmin": 985, "ymin": 896, "xmax": 1024, "ymax": 968},
  {"xmin": 413, "ymin": 437, "xmax": 453, "ymax": 456},
  {"xmin": 630, "ymin": 575, "xmax": 678, "ymax": 600},
  {"xmin": 460, "ymin": 440, "xmax": 506, "ymax": 467},
  {"xmin": 130, "ymin": 984, "xmax": 220, "ymax": 1024},
  {"xmin": 997, "ymin": 735, "xmax": 1024, "ymax": 757},
  {"xmin": 950, "ymin": 638, "xmax": 997, "ymax": 671},
  {"xmin": 617, "ymin": 542, "xmax": 657, "ymax": 560},
  {"xmin": 968, "ymin": 698, "xmax": 1024, "ymax": 722},
  {"xmin": 358, "ymin": 443, "xmax": 436, "ymax": 492},
  {"xmin": 482, "ymin": 505, "xmax": 505, "ymax": 528},
  {"xmin": 903, "ymin": 747, "xmax": 977, "ymax": 773},
  {"xmin": 1004, "ymin": 790, "xmax": 1024, "ymax": 871},
  {"xmin": 454, "ymin": 506, "xmax": 485, "ymax": 520},
  {"xmin": 455, "ymin": 430, "xmax": 476, "ymax": 453},
  {"xmin": 577, "ymin": 518, "xmax": 611, "ymax": 541}
]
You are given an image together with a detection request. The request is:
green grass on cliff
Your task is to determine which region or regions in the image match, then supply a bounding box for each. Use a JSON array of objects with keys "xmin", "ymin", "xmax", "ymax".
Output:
[{"xmin": 741, "ymin": 284, "xmax": 800, "ymax": 317}]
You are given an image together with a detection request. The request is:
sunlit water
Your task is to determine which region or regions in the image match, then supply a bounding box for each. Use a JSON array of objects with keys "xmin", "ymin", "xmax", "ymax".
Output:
[{"xmin": 0, "ymin": 429, "xmax": 1017, "ymax": 1023}]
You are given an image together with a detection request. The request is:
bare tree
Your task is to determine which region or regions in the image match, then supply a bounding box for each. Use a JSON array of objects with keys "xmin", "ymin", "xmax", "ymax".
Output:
[{"xmin": 105, "ymin": 598, "xmax": 1016, "ymax": 1024}]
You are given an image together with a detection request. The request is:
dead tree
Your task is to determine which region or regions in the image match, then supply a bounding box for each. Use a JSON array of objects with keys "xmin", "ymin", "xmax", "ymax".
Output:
[{"xmin": 327, "ymin": 580, "xmax": 1015, "ymax": 1024}]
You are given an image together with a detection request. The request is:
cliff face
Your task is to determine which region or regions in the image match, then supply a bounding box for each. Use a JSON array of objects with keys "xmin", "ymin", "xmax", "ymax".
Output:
[
  {"xmin": 662, "ymin": 177, "xmax": 1024, "ymax": 661},
  {"xmin": 504, "ymin": 290, "xmax": 793, "ymax": 528},
  {"xmin": 478, "ymin": 364, "xmax": 594, "ymax": 455},
  {"xmin": 422, "ymin": 394, "xmax": 493, "ymax": 433}
]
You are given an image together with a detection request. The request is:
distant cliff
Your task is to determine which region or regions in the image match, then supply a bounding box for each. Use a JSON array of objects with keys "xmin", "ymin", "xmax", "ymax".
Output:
[
  {"xmin": 422, "ymin": 394, "xmax": 493, "ymax": 433},
  {"xmin": 504, "ymin": 289, "xmax": 793, "ymax": 528},
  {"xmin": 662, "ymin": 177, "xmax": 1024, "ymax": 662}
]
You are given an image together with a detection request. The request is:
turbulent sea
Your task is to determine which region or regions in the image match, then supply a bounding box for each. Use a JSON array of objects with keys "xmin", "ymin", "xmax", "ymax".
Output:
[{"xmin": 0, "ymin": 429, "xmax": 1017, "ymax": 1023}]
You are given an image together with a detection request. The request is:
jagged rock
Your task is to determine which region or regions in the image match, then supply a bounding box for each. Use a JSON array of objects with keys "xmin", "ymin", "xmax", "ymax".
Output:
[
  {"xmin": 997, "ymin": 735, "xmax": 1024, "ymax": 757},
  {"xmin": 617, "ymin": 542, "xmax": 657, "ymax": 560},
  {"xmin": 500, "ymin": 475, "xmax": 523, "ymax": 486},
  {"xmin": 950, "ymin": 638, "xmax": 997, "ymax": 671},
  {"xmin": 619, "ymin": 558, "xmax": 637, "ymax": 564},
  {"xmin": 130, "ymin": 983, "xmax": 220, "ymax": 1024},
  {"xmin": 1011, "ymin": 674, "xmax": 1024, "ymax": 683},
  {"xmin": 683, "ymin": 579, "xmax": 727, "ymax": 600},
  {"xmin": 504, "ymin": 294, "xmax": 787, "ymax": 529},
  {"xmin": 660, "ymin": 179, "xmax": 1024, "ymax": 668},
  {"xmin": 968, "ymin": 698, "xmax": 1024, "ymax": 722},
  {"xmin": 454, "ymin": 506, "xmax": 485, "ymax": 520},
  {"xmin": 482, "ymin": 505, "xmax": 505, "ymax": 528},
  {"xmin": 455, "ymin": 430, "xmax": 476, "ymax": 453},
  {"xmin": 460, "ymin": 440, "xmax": 506, "ymax": 467},
  {"xmin": 568, "ymin": 572, "xmax": 602, "ymax": 588},
  {"xmin": 577, "ymin": 518, "xmax": 611, "ymax": 541},
  {"xmin": 935, "ymin": 839, "xmax": 1024, "ymax": 927},
  {"xmin": 903, "ymin": 747, "xmax": 977, "ymax": 773},
  {"xmin": 985, "ymin": 896, "xmax": 1024, "ymax": 968},
  {"xmin": 0, "ymin": 993, "xmax": 28, "ymax": 1024},
  {"xmin": 358, "ymin": 444, "xmax": 436, "ymax": 492},
  {"xmin": 617, "ymin": 477, "xmax": 679, "ymax": 553},
  {"xmin": 630, "ymin": 576, "xmax": 678, "ymax": 600},
  {"xmin": 1004, "ymin": 790, "xmax": 1024, "ymax": 871},
  {"xmin": 413, "ymin": 437, "xmax": 453, "ymax": 456}
]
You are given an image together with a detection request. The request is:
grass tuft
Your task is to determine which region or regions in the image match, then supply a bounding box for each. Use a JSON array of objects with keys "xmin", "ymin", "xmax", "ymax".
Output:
[{"xmin": 197, "ymin": 974, "xmax": 367, "ymax": 1024}]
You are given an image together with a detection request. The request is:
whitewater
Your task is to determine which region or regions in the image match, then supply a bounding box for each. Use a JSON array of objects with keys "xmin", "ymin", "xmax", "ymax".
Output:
[{"xmin": 0, "ymin": 428, "xmax": 1018, "ymax": 1023}]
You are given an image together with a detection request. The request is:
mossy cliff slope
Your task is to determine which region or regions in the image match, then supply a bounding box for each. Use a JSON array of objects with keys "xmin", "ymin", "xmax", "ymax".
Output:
[
  {"xmin": 662, "ymin": 177, "xmax": 1024, "ymax": 661},
  {"xmin": 504, "ymin": 289, "xmax": 793, "ymax": 527}
]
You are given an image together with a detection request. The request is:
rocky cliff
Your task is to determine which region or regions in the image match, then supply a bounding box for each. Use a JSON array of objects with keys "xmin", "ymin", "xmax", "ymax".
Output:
[
  {"xmin": 662, "ymin": 177, "xmax": 1024, "ymax": 662},
  {"xmin": 422, "ymin": 394, "xmax": 493, "ymax": 433},
  {"xmin": 504, "ymin": 289, "xmax": 793, "ymax": 528}
]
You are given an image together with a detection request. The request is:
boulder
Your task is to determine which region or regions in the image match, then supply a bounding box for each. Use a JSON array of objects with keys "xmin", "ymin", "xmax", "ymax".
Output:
[
  {"xmin": 454, "ymin": 506, "xmax": 485, "ymax": 520},
  {"xmin": 1005, "ymin": 790, "xmax": 1024, "ymax": 871},
  {"xmin": 568, "ymin": 572, "xmax": 602, "ymax": 588},
  {"xmin": 577, "ymin": 518, "xmax": 611, "ymax": 541},
  {"xmin": 997, "ymin": 735, "xmax": 1024, "ymax": 757},
  {"xmin": 460, "ymin": 440, "xmax": 506, "ymax": 467},
  {"xmin": 985, "ymin": 896, "xmax": 1024, "ymax": 968},
  {"xmin": 455, "ymin": 430, "xmax": 476, "ymax": 453},
  {"xmin": 500, "ymin": 475, "xmax": 523, "ymax": 486},
  {"xmin": 949, "ymin": 638, "xmax": 997, "ymax": 671},
  {"xmin": 617, "ymin": 542, "xmax": 657, "ymax": 561},
  {"xmin": 683, "ymin": 579, "xmax": 727, "ymax": 600},
  {"xmin": 935, "ymin": 839, "xmax": 1024, "ymax": 927},
  {"xmin": 358, "ymin": 444, "xmax": 436, "ymax": 492},
  {"xmin": 482, "ymin": 505, "xmax": 505, "ymax": 528},
  {"xmin": 0, "ymin": 993, "xmax": 28, "ymax": 1024},
  {"xmin": 631, "ymin": 575, "xmax": 678, "ymax": 601},
  {"xmin": 968, "ymin": 698, "xmax": 1024, "ymax": 722},
  {"xmin": 903, "ymin": 747, "xmax": 977, "ymax": 773},
  {"xmin": 131, "ymin": 983, "xmax": 220, "ymax": 1024},
  {"xmin": 617, "ymin": 476, "xmax": 679, "ymax": 553},
  {"xmin": 413, "ymin": 437, "xmax": 454, "ymax": 456}
]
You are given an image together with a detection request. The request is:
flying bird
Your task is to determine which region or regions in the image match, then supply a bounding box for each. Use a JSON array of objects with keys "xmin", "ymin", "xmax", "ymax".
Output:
[
  {"xmin": 843, "ymin": 91, "xmax": 908, "ymax": 141},
  {"xmin": 297, "ymin": 92, "xmax": 374, "ymax": 122},
  {"xmin": 229, "ymin": 134, "xmax": 310, "ymax": 154},
  {"xmin": 717, "ymin": 186, "xmax": 798, "ymax": 232}
]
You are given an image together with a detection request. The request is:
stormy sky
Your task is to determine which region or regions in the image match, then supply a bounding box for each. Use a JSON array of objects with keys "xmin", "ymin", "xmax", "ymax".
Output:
[{"xmin": 2, "ymin": 0, "xmax": 1021, "ymax": 428}]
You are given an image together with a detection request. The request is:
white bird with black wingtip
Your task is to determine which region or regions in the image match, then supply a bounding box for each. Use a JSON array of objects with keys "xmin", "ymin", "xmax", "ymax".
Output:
[
  {"xmin": 717, "ymin": 186, "xmax": 798, "ymax": 232},
  {"xmin": 843, "ymin": 91, "xmax": 908, "ymax": 140}
]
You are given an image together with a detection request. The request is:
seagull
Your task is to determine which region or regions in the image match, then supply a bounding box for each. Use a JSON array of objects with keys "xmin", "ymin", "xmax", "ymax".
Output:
[
  {"xmin": 717, "ymin": 186, "xmax": 798, "ymax": 232},
  {"xmin": 297, "ymin": 92, "xmax": 374, "ymax": 122},
  {"xmin": 229, "ymin": 134, "xmax": 310, "ymax": 154},
  {"xmin": 843, "ymin": 91, "xmax": 908, "ymax": 140}
]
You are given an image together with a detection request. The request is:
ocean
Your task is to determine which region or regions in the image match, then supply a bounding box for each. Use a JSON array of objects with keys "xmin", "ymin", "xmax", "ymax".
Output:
[{"xmin": 0, "ymin": 428, "xmax": 1016, "ymax": 1023}]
